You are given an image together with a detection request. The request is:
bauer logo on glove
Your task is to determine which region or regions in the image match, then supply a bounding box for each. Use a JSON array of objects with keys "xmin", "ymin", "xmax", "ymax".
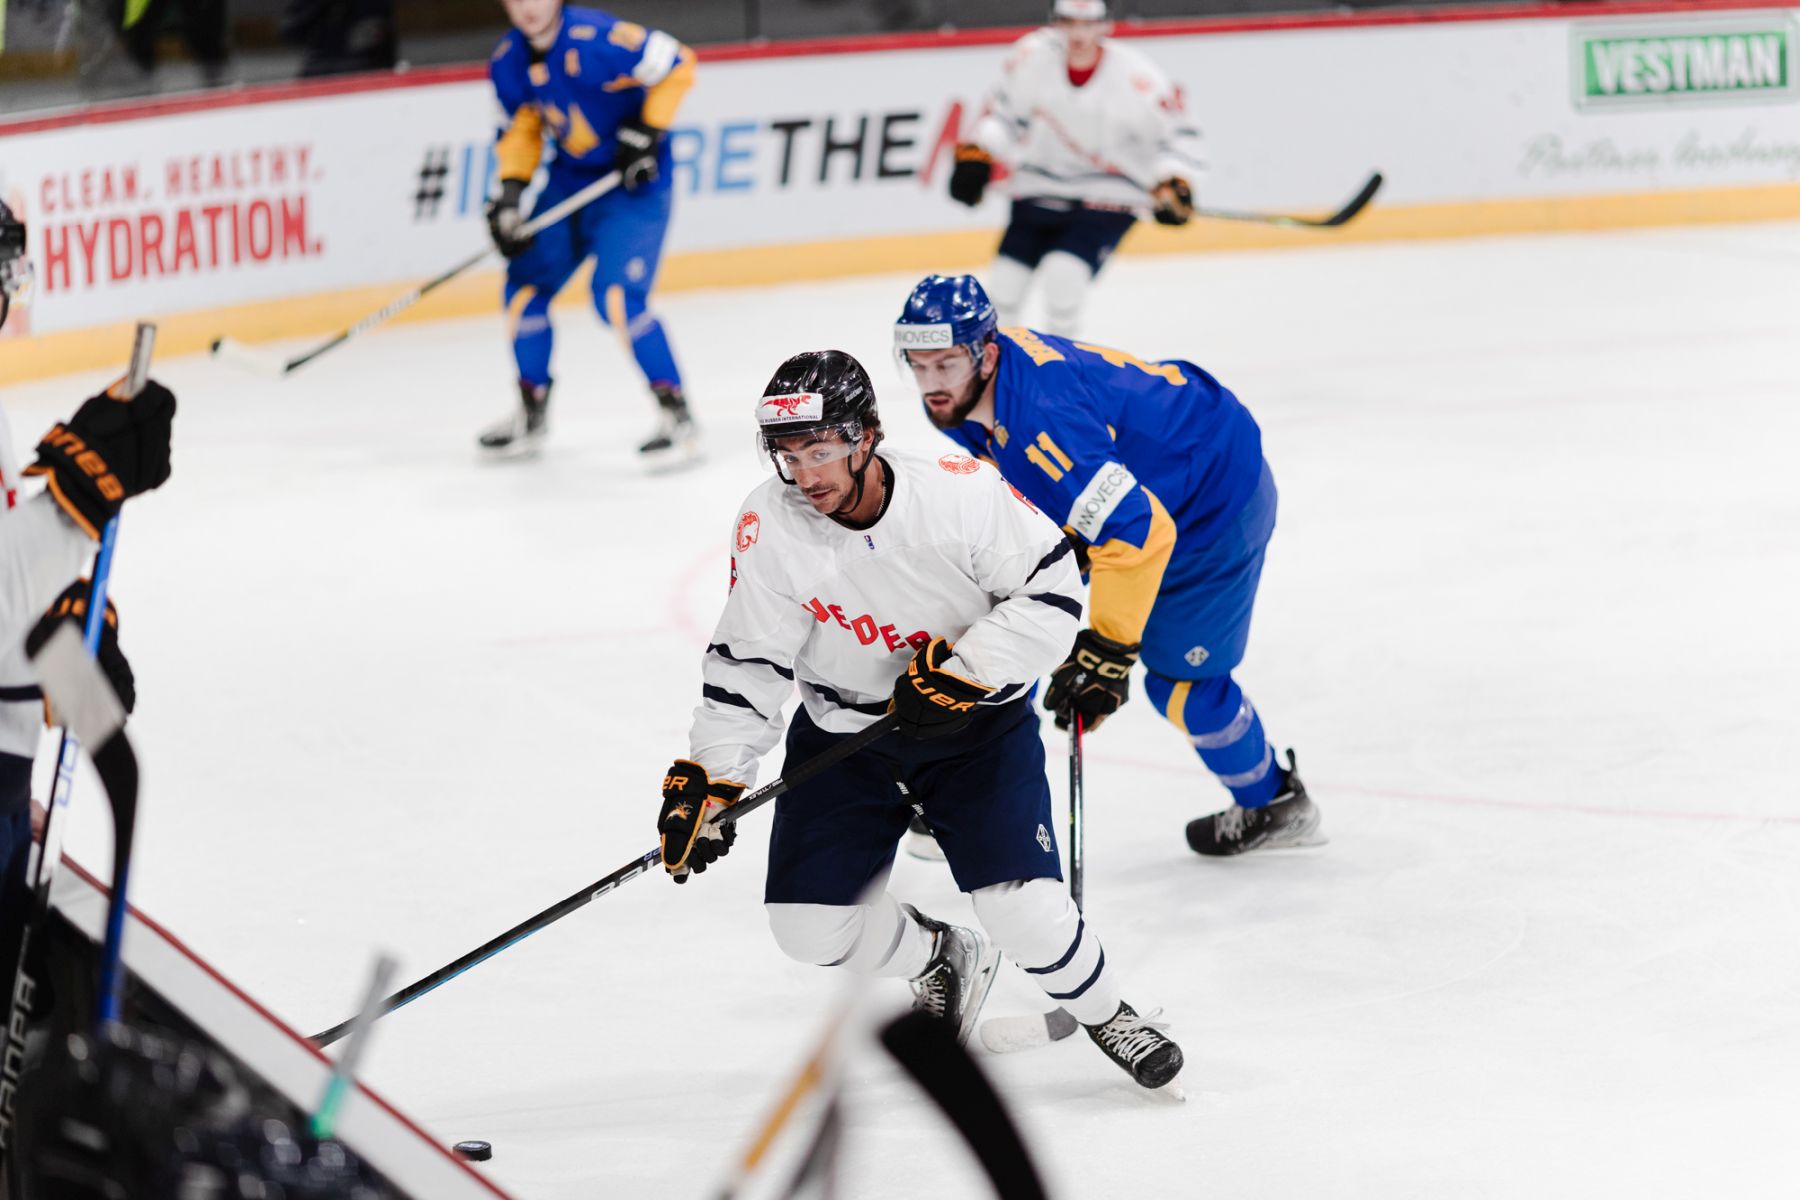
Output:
[
  {"xmin": 890, "ymin": 637, "xmax": 995, "ymax": 740},
  {"xmin": 657, "ymin": 759, "xmax": 746, "ymax": 883}
]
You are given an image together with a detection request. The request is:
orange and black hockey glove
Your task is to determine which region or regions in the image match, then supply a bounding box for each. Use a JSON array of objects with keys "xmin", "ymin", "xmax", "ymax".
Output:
[
  {"xmin": 891, "ymin": 637, "xmax": 995, "ymax": 740},
  {"xmin": 26, "ymin": 381, "xmax": 175, "ymax": 541},
  {"xmin": 949, "ymin": 144, "xmax": 993, "ymax": 208},
  {"xmin": 658, "ymin": 759, "xmax": 746, "ymax": 884},
  {"xmin": 25, "ymin": 579, "xmax": 135, "ymax": 726},
  {"xmin": 1152, "ymin": 177, "xmax": 1195, "ymax": 226},
  {"xmin": 1044, "ymin": 628, "xmax": 1138, "ymax": 731}
]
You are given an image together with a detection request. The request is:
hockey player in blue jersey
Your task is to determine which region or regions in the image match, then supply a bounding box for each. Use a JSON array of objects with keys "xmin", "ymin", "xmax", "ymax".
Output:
[
  {"xmin": 478, "ymin": 0, "xmax": 699, "ymax": 464},
  {"xmin": 893, "ymin": 274, "xmax": 1321, "ymax": 855}
]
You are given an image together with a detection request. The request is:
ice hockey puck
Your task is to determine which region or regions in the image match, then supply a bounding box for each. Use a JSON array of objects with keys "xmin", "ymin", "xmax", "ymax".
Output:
[{"xmin": 453, "ymin": 1140, "xmax": 493, "ymax": 1162}]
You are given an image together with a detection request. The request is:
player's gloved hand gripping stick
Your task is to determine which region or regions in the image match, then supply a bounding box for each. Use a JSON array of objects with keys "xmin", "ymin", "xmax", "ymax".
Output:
[
  {"xmin": 1, "ymin": 325, "xmax": 157, "ymax": 1169},
  {"xmin": 310, "ymin": 713, "xmax": 900, "ymax": 1047},
  {"xmin": 211, "ymin": 171, "xmax": 621, "ymax": 378}
]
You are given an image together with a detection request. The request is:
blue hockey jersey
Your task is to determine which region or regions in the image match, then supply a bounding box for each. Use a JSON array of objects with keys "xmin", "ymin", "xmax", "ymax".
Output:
[
  {"xmin": 490, "ymin": 7, "xmax": 694, "ymax": 182},
  {"xmin": 940, "ymin": 328, "xmax": 1263, "ymax": 646}
]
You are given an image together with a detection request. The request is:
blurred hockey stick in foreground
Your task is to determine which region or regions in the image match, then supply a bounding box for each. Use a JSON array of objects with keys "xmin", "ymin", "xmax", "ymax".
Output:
[
  {"xmin": 0, "ymin": 322, "xmax": 155, "ymax": 1170},
  {"xmin": 311, "ymin": 713, "xmax": 901, "ymax": 1047},
  {"xmin": 718, "ymin": 985, "xmax": 1048, "ymax": 1200},
  {"xmin": 211, "ymin": 171, "xmax": 621, "ymax": 378},
  {"xmin": 1196, "ymin": 170, "xmax": 1384, "ymax": 229}
]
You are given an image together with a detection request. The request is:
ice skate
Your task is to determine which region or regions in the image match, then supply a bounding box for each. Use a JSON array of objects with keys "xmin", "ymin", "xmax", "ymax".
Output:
[
  {"xmin": 478, "ymin": 380, "xmax": 550, "ymax": 457},
  {"xmin": 1186, "ymin": 748, "xmax": 1323, "ymax": 856},
  {"xmin": 639, "ymin": 384, "xmax": 700, "ymax": 469},
  {"xmin": 903, "ymin": 813, "xmax": 947, "ymax": 862},
  {"xmin": 905, "ymin": 904, "xmax": 1001, "ymax": 1047},
  {"xmin": 1085, "ymin": 1001, "xmax": 1185, "ymax": 1091}
]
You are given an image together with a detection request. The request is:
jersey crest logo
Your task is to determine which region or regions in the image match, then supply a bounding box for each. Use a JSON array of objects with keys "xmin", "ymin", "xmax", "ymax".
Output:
[
  {"xmin": 735, "ymin": 511, "xmax": 761, "ymax": 552},
  {"xmin": 1036, "ymin": 824, "xmax": 1053, "ymax": 852},
  {"xmin": 1185, "ymin": 646, "xmax": 1210, "ymax": 667},
  {"xmin": 937, "ymin": 454, "xmax": 981, "ymax": 475}
]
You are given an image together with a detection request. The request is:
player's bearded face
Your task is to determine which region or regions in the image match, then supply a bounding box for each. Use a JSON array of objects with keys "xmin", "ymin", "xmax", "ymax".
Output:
[{"xmin": 906, "ymin": 348, "xmax": 984, "ymax": 429}]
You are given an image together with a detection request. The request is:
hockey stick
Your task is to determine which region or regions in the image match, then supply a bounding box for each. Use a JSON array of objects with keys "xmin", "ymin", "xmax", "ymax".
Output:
[
  {"xmin": 1069, "ymin": 714, "xmax": 1085, "ymax": 911},
  {"xmin": 310, "ymin": 713, "xmax": 901, "ymax": 1047},
  {"xmin": 27, "ymin": 625, "xmax": 139, "ymax": 1033},
  {"xmin": 311, "ymin": 953, "xmax": 398, "ymax": 1137},
  {"xmin": 881, "ymin": 1010, "xmax": 1050, "ymax": 1200},
  {"xmin": 211, "ymin": 171, "xmax": 622, "ymax": 378},
  {"xmin": 0, "ymin": 324, "xmax": 154, "ymax": 1162},
  {"xmin": 1196, "ymin": 171, "xmax": 1384, "ymax": 229}
]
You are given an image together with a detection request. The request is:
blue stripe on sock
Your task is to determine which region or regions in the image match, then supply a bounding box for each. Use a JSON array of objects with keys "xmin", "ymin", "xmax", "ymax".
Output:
[
  {"xmin": 1046, "ymin": 948, "xmax": 1106, "ymax": 1001},
  {"xmin": 1023, "ymin": 917, "xmax": 1085, "ymax": 976}
]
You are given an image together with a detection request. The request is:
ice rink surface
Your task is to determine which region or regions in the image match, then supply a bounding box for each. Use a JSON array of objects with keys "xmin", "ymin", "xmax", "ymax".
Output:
[{"xmin": 6, "ymin": 219, "xmax": 1799, "ymax": 1198}]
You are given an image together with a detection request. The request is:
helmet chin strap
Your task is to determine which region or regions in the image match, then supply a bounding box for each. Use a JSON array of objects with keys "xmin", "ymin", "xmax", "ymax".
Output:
[{"xmin": 836, "ymin": 444, "xmax": 877, "ymax": 517}]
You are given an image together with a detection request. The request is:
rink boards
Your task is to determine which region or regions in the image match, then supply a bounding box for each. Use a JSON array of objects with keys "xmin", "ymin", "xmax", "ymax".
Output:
[
  {"xmin": 1, "ymin": 0, "xmax": 1799, "ymax": 378},
  {"xmin": 44, "ymin": 857, "xmax": 511, "ymax": 1199}
]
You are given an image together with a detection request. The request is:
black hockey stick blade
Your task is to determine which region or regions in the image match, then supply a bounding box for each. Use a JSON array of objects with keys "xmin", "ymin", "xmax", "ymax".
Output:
[
  {"xmin": 309, "ymin": 714, "xmax": 900, "ymax": 1047},
  {"xmin": 1199, "ymin": 171, "xmax": 1385, "ymax": 229},
  {"xmin": 880, "ymin": 1010, "xmax": 1049, "ymax": 1200}
]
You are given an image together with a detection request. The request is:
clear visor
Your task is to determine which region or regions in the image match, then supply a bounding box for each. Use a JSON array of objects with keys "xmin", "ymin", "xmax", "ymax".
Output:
[
  {"xmin": 762, "ymin": 422, "xmax": 863, "ymax": 482},
  {"xmin": 896, "ymin": 345, "xmax": 981, "ymax": 396},
  {"xmin": 1, "ymin": 253, "xmax": 33, "ymax": 303}
]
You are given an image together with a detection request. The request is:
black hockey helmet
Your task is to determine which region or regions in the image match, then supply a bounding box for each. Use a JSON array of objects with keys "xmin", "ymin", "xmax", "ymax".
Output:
[
  {"xmin": 759, "ymin": 349, "xmax": 883, "ymax": 468},
  {"xmin": 0, "ymin": 198, "xmax": 26, "ymax": 332}
]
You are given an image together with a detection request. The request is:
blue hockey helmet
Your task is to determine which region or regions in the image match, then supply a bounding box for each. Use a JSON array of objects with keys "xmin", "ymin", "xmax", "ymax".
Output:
[{"xmin": 894, "ymin": 274, "xmax": 997, "ymax": 367}]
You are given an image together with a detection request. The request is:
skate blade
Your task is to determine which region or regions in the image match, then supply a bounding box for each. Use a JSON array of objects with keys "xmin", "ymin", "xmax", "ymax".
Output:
[
  {"xmin": 639, "ymin": 436, "xmax": 704, "ymax": 475},
  {"xmin": 903, "ymin": 830, "xmax": 947, "ymax": 863},
  {"xmin": 956, "ymin": 939, "xmax": 1004, "ymax": 1049},
  {"xmin": 477, "ymin": 432, "xmax": 545, "ymax": 461},
  {"xmin": 977, "ymin": 1007, "xmax": 1080, "ymax": 1054},
  {"xmin": 1150, "ymin": 1076, "xmax": 1188, "ymax": 1103}
]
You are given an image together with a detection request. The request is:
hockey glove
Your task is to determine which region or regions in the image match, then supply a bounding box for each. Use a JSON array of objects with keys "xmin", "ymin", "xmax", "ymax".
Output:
[
  {"xmin": 26, "ymin": 381, "xmax": 176, "ymax": 541},
  {"xmin": 616, "ymin": 118, "xmax": 663, "ymax": 191},
  {"xmin": 1044, "ymin": 628, "xmax": 1138, "ymax": 732},
  {"xmin": 659, "ymin": 759, "xmax": 746, "ymax": 883},
  {"xmin": 1152, "ymin": 177, "xmax": 1195, "ymax": 226},
  {"xmin": 25, "ymin": 579, "xmax": 136, "ymax": 725},
  {"xmin": 485, "ymin": 179, "xmax": 533, "ymax": 259},
  {"xmin": 891, "ymin": 637, "xmax": 995, "ymax": 740},
  {"xmin": 949, "ymin": 144, "xmax": 993, "ymax": 208}
]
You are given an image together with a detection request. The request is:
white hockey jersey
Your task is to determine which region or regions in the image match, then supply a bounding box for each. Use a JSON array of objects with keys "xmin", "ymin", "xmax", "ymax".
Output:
[
  {"xmin": 970, "ymin": 28, "xmax": 1204, "ymax": 212},
  {"xmin": 0, "ymin": 408, "xmax": 91, "ymax": 760},
  {"xmin": 689, "ymin": 448, "xmax": 1085, "ymax": 788}
]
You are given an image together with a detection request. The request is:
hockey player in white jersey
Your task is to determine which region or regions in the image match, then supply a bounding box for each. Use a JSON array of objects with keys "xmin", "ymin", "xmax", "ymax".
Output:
[
  {"xmin": 0, "ymin": 197, "xmax": 170, "ymax": 1034},
  {"xmin": 654, "ymin": 349, "xmax": 1183, "ymax": 1089},
  {"xmin": 949, "ymin": 0, "xmax": 1202, "ymax": 336}
]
